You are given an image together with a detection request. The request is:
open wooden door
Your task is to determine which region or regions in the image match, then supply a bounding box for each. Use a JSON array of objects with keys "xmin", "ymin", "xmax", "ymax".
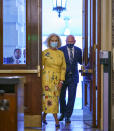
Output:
[
  {"xmin": 0, "ymin": 0, "xmax": 42, "ymax": 128},
  {"xmin": 82, "ymin": 0, "xmax": 101, "ymax": 127}
]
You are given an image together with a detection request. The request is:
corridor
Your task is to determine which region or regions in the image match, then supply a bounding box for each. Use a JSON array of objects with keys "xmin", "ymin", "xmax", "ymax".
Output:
[{"xmin": 25, "ymin": 110, "xmax": 102, "ymax": 131}]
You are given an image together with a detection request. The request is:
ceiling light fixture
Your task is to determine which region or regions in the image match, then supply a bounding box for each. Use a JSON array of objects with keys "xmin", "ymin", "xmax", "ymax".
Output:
[{"xmin": 52, "ymin": 0, "xmax": 67, "ymax": 18}]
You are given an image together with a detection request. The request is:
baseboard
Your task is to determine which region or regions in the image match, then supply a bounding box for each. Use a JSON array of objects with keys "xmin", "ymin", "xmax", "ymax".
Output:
[{"xmin": 24, "ymin": 115, "xmax": 41, "ymax": 127}]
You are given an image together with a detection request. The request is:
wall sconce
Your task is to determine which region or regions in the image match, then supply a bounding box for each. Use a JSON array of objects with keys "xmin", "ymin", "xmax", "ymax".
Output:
[{"xmin": 53, "ymin": 0, "xmax": 67, "ymax": 18}]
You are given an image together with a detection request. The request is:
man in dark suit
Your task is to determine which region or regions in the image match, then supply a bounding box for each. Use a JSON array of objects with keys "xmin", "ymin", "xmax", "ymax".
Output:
[{"xmin": 58, "ymin": 35, "xmax": 82, "ymax": 123}]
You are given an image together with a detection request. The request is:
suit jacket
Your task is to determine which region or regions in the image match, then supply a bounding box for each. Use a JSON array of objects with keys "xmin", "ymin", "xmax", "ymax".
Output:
[{"xmin": 59, "ymin": 45, "xmax": 82, "ymax": 83}]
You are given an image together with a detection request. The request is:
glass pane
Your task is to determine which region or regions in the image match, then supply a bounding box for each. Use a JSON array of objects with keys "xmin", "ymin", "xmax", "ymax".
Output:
[{"xmin": 3, "ymin": 0, "xmax": 26, "ymax": 64}]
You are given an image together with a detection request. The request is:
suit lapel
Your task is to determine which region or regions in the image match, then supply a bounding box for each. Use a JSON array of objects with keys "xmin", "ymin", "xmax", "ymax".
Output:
[
  {"xmin": 74, "ymin": 47, "xmax": 76, "ymax": 59},
  {"xmin": 73, "ymin": 47, "xmax": 77, "ymax": 63},
  {"xmin": 64, "ymin": 46, "xmax": 70, "ymax": 63}
]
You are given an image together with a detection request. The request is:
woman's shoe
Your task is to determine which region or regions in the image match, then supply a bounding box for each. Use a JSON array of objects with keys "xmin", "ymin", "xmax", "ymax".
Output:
[
  {"xmin": 42, "ymin": 120, "xmax": 47, "ymax": 124},
  {"xmin": 55, "ymin": 123, "xmax": 60, "ymax": 128}
]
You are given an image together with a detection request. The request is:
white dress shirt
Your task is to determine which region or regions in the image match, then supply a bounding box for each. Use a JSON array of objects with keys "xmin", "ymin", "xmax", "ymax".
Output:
[{"xmin": 67, "ymin": 47, "xmax": 74, "ymax": 59}]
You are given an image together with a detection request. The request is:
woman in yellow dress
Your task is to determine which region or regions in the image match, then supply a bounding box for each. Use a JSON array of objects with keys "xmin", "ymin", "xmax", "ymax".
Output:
[{"xmin": 42, "ymin": 33, "xmax": 66, "ymax": 127}]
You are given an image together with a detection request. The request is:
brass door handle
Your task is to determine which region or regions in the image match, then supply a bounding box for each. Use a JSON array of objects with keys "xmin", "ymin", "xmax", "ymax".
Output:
[
  {"xmin": 84, "ymin": 69, "xmax": 93, "ymax": 73},
  {"xmin": 79, "ymin": 66, "xmax": 93, "ymax": 76}
]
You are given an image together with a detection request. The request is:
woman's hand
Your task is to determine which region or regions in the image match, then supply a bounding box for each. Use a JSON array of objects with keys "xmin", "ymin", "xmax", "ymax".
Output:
[{"xmin": 58, "ymin": 81, "xmax": 63, "ymax": 89}]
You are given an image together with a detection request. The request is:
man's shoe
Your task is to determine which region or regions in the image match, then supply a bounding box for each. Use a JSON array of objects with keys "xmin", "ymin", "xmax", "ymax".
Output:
[
  {"xmin": 58, "ymin": 114, "xmax": 64, "ymax": 121},
  {"xmin": 65, "ymin": 117, "xmax": 71, "ymax": 124}
]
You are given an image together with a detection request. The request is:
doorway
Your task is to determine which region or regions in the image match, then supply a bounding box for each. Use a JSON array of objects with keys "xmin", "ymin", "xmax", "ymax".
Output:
[{"xmin": 42, "ymin": 0, "xmax": 83, "ymax": 121}]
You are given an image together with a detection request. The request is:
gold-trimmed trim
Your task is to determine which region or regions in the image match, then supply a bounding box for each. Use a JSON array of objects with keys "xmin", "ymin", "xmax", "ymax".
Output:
[{"xmin": 0, "ymin": 70, "xmax": 37, "ymax": 73}]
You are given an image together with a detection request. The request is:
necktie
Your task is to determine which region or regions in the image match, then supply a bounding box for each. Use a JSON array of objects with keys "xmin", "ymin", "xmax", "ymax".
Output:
[{"xmin": 70, "ymin": 48, "xmax": 73, "ymax": 64}]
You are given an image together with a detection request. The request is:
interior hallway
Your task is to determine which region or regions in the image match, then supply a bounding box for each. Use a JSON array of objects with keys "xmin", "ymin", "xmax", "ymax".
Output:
[{"xmin": 25, "ymin": 110, "xmax": 102, "ymax": 131}]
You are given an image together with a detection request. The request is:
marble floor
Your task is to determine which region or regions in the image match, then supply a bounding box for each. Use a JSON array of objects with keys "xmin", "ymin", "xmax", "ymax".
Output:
[
  {"xmin": 25, "ymin": 110, "xmax": 102, "ymax": 131},
  {"xmin": 25, "ymin": 121, "xmax": 101, "ymax": 131}
]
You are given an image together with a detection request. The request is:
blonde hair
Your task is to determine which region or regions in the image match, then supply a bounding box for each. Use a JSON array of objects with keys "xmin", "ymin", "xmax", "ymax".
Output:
[{"xmin": 46, "ymin": 33, "xmax": 62, "ymax": 48}]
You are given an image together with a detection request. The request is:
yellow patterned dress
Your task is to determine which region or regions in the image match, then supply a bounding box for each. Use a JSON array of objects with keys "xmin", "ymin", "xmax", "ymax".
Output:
[{"xmin": 42, "ymin": 48, "xmax": 66, "ymax": 113}]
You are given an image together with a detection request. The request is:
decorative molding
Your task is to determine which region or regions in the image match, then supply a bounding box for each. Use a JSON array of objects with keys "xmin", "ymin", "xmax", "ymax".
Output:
[{"xmin": 0, "ymin": 70, "xmax": 37, "ymax": 73}]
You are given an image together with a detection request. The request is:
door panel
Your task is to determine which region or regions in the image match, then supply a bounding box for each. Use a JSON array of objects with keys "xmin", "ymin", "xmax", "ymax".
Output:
[
  {"xmin": 82, "ymin": 0, "xmax": 101, "ymax": 127},
  {"xmin": 96, "ymin": 0, "xmax": 101, "ymax": 128},
  {"xmin": 82, "ymin": 0, "xmax": 96, "ymax": 127},
  {"xmin": 0, "ymin": 0, "xmax": 42, "ymax": 127}
]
